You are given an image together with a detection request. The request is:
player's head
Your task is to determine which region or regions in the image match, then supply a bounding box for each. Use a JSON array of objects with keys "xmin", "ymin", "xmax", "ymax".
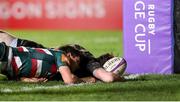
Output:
[
  {"xmin": 58, "ymin": 44, "xmax": 82, "ymax": 72},
  {"xmin": 58, "ymin": 44, "xmax": 93, "ymax": 59},
  {"xmin": 58, "ymin": 43, "xmax": 114, "ymax": 62},
  {"xmin": 65, "ymin": 52, "xmax": 80, "ymax": 72}
]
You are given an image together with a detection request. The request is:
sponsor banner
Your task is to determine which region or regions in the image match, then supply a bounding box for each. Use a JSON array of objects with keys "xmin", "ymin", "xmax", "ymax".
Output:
[
  {"xmin": 0, "ymin": 0, "xmax": 122, "ymax": 30},
  {"xmin": 123, "ymin": 0, "xmax": 173, "ymax": 74}
]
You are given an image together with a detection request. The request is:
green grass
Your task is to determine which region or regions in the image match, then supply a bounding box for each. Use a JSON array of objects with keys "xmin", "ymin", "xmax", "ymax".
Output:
[
  {"xmin": 0, "ymin": 74, "xmax": 180, "ymax": 101},
  {"xmin": 0, "ymin": 30, "xmax": 180, "ymax": 101}
]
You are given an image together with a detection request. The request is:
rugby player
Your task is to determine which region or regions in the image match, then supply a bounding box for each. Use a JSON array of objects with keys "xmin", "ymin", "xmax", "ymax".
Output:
[
  {"xmin": 0, "ymin": 42, "xmax": 86, "ymax": 84},
  {"xmin": 0, "ymin": 30, "xmax": 124, "ymax": 83}
]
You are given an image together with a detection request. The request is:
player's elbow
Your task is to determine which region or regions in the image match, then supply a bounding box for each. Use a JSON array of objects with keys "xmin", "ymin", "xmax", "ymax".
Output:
[
  {"xmin": 64, "ymin": 80, "xmax": 76, "ymax": 85},
  {"xmin": 64, "ymin": 79, "xmax": 76, "ymax": 85},
  {"xmin": 64, "ymin": 78, "xmax": 77, "ymax": 85},
  {"xmin": 64, "ymin": 75, "xmax": 79, "ymax": 85}
]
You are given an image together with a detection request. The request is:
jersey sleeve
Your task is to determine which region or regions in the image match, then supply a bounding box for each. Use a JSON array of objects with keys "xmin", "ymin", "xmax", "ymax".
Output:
[
  {"xmin": 86, "ymin": 59, "xmax": 101, "ymax": 73},
  {"xmin": 54, "ymin": 51, "xmax": 68, "ymax": 68}
]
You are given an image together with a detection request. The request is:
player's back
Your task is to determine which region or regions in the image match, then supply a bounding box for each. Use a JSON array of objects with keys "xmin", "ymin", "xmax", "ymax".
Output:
[{"xmin": 3, "ymin": 46, "xmax": 65, "ymax": 80}]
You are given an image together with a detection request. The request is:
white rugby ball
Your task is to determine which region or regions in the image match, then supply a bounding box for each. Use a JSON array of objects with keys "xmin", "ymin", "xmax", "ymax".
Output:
[{"xmin": 103, "ymin": 57, "xmax": 127, "ymax": 75}]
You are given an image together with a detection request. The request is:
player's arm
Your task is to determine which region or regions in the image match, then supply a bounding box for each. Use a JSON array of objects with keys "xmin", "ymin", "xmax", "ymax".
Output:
[
  {"xmin": 87, "ymin": 60, "xmax": 124, "ymax": 83},
  {"xmin": 20, "ymin": 77, "xmax": 48, "ymax": 83},
  {"xmin": 56, "ymin": 53, "xmax": 85, "ymax": 84},
  {"xmin": 59, "ymin": 66, "xmax": 96, "ymax": 84},
  {"xmin": 58, "ymin": 66, "xmax": 84, "ymax": 85},
  {"xmin": 93, "ymin": 68, "xmax": 124, "ymax": 82},
  {"xmin": 86, "ymin": 60, "xmax": 115, "ymax": 83}
]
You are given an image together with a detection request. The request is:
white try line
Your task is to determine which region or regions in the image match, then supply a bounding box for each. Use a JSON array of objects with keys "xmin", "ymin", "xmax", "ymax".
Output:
[{"xmin": 0, "ymin": 83, "xmax": 90, "ymax": 93}]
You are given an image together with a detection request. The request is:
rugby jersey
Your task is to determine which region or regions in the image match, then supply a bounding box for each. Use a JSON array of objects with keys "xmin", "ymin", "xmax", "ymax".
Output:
[{"xmin": 0, "ymin": 44, "xmax": 67, "ymax": 80}]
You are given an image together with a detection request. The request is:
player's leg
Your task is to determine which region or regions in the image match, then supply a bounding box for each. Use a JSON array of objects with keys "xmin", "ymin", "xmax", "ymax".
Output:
[
  {"xmin": 17, "ymin": 38, "xmax": 45, "ymax": 48},
  {"xmin": 0, "ymin": 30, "xmax": 45, "ymax": 48},
  {"xmin": 0, "ymin": 42, "xmax": 9, "ymax": 61},
  {"xmin": 0, "ymin": 30, "xmax": 17, "ymax": 47},
  {"xmin": 0, "ymin": 42, "xmax": 10, "ymax": 80},
  {"xmin": 0, "ymin": 31, "xmax": 17, "ymax": 81}
]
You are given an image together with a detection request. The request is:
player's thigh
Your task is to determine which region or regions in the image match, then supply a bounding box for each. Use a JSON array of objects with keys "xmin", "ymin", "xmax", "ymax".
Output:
[{"xmin": 0, "ymin": 31, "xmax": 16, "ymax": 46}]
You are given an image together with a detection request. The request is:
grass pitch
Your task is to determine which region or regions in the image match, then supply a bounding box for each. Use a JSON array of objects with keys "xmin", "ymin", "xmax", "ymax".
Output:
[
  {"xmin": 0, "ymin": 30, "xmax": 180, "ymax": 101},
  {"xmin": 0, "ymin": 74, "xmax": 180, "ymax": 101}
]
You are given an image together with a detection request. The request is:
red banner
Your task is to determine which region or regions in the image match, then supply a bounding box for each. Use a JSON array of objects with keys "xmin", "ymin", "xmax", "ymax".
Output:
[{"xmin": 0, "ymin": 0, "xmax": 122, "ymax": 30}]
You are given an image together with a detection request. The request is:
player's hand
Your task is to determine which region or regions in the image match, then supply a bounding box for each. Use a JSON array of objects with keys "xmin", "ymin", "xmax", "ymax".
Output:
[
  {"xmin": 80, "ymin": 77, "xmax": 97, "ymax": 83},
  {"xmin": 112, "ymin": 73, "xmax": 125, "ymax": 82},
  {"xmin": 34, "ymin": 78, "xmax": 48, "ymax": 82},
  {"xmin": 71, "ymin": 74, "xmax": 87, "ymax": 83},
  {"xmin": 20, "ymin": 77, "xmax": 48, "ymax": 83}
]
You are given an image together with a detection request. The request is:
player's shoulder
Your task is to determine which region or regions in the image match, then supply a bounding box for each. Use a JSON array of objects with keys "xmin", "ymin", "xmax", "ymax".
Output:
[
  {"xmin": 52, "ymin": 49, "xmax": 69, "ymax": 67},
  {"xmin": 50, "ymin": 49, "xmax": 67, "ymax": 60},
  {"xmin": 49, "ymin": 48, "xmax": 65, "ymax": 55}
]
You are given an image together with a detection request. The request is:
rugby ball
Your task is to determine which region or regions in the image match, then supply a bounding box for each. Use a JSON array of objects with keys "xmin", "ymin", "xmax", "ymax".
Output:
[{"xmin": 103, "ymin": 57, "xmax": 127, "ymax": 75}]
